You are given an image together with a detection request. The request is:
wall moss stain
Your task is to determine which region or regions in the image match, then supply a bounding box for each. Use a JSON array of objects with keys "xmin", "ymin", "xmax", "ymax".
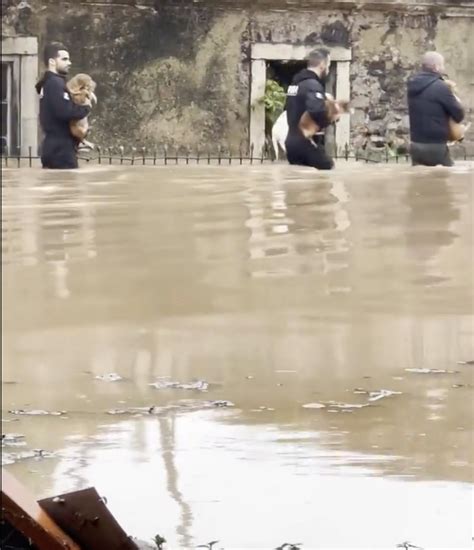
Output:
[{"xmin": 1, "ymin": 0, "xmax": 472, "ymax": 149}]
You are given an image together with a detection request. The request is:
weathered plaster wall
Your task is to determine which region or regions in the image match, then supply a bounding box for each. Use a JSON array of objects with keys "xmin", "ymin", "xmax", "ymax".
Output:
[
  {"xmin": 2, "ymin": 0, "xmax": 473, "ymax": 151},
  {"xmin": 250, "ymin": 7, "xmax": 474, "ymax": 151}
]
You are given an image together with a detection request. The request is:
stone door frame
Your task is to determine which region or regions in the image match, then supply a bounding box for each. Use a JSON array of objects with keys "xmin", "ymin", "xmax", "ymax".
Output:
[
  {"xmin": 250, "ymin": 43, "xmax": 352, "ymax": 154},
  {"xmin": 1, "ymin": 36, "xmax": 39, "ymax": 155}
]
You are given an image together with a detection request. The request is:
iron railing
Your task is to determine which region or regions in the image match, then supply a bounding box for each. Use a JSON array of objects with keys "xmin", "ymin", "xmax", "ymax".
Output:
[{"xmin": 1, "ymin": 143, "xmax": 472, "ymax": 168}]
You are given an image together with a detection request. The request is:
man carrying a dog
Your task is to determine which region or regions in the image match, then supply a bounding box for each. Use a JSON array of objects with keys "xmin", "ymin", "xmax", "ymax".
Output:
[
  {"xmin": 285, "ymin": 48, "xmax": 335, "ymax": 170},
  {"xmin": 35, "ymin": 43, "xmax": 91, "ymax": 169},
  {"xmin": 407, "ymin": 51, "xmax": 465, "ymax": 167}
]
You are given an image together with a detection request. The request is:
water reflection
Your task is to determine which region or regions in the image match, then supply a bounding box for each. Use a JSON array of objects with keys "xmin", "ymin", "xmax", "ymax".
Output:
[
  {"xmin": 158, "ymin": 416, "xmax": 193, "ymax": 547},
  {"xmin": 2, "ymin": 163, "xmax": 474, "ymax": 548}
]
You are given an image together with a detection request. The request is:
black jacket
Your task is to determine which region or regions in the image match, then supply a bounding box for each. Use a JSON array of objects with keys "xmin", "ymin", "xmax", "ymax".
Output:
[
  {"xmin": 285, "ymin": 69, "xmax": 329, "ymax": 136},
  {"xmin": 35, "ymin": 71, "xmax": 90, "ymax": 140},
  {"xmin": 407, "ymin": 71, "xmax": 464, "ymax": 144}
]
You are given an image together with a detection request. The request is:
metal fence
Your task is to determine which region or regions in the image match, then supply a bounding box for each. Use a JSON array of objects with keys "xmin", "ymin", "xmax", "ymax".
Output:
[{"xmin": 1, "ymin": 143, "xmax": 472, "ymax": 168}]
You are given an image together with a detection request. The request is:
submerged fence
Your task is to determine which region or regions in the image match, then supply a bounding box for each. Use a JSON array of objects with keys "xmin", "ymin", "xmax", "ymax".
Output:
[{"xmin": 1, "ymin": 143, "xmax": 472, "ymax": 168}]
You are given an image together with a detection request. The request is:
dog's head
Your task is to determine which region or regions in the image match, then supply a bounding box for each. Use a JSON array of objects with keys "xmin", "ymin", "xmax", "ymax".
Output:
[
  {"xmin": 68, "ymin": 73, "xmax": 97, "ymax": 102},
  {"xmin": 325, "ymin": 99, "xmax": 351, "ymax": 122}
]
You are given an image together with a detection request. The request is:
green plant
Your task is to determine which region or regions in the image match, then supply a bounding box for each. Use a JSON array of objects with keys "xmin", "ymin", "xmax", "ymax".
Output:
[{"xmin": 262, "ymin": 79, "xmax": 286, "ymax": 126}]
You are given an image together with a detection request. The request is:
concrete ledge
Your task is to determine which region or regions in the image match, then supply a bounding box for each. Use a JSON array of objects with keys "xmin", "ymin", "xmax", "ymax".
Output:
[
  {"xmin": 189, "ymin": 0, "xmax": 474, "ymax": 16},
  {"xmin": 2, "ymin": 37, "xmax": 38, "ymax": 56},
  {"xmin": 252, "ymin": 43, "xmax": 352, "ymax": 61}
]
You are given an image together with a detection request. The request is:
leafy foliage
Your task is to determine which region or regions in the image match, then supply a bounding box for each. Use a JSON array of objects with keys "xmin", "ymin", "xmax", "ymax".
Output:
[{"xmin": 262, "ymin": 79, "xmax": 286, "ymax": 126}]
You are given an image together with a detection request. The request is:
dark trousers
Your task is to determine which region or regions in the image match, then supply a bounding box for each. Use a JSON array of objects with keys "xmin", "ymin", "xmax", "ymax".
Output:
[
  {"xmin": 41, "ymin": 136, "xmax": 79, "ymax": 169},
  {"xmin": 286, "ymin": 134, "xmax": 334, "ymax": 170},
  {"xmin": 410, "ymin": 142, "xmax": 454, "ymax": 167}
]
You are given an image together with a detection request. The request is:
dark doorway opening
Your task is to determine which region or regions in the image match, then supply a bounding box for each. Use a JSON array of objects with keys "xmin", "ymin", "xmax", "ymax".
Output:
[{"xmin": 267, "ymin": 59, "xmax": 307, "ymax": 89}]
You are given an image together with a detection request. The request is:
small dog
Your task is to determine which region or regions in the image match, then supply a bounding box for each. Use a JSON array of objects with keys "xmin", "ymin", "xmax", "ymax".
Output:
[
  {"xmin": 444, "ymin": 79, "xmax": 470, "ymax": 143},
  {"xmin": 271, "ymin": 97, "xmax": 351, "ymax": 159},
  {"xmin": 299, "ymin": 99, "xmax": 351, "ymax": 140},
  {"xmin": 66, "ymin": 73, "xmax": 97, "ymax": 149}
]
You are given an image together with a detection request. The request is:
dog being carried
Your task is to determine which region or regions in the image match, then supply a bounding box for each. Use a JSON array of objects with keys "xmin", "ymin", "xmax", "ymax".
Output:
[
  {"xmin": 298, "ymin": 98, "xmax": 350, "ymax": 141},
  {"xmin": 443, "ymin": 79, "xmax": 470, "ymax": 143},
  {"xmin": 66, "ymin": 73, "xmax": 97, "ymax": 150}
]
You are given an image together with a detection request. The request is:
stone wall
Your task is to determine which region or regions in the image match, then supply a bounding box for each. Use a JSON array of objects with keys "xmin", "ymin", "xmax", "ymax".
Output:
[{"xmin": 2, "ymin": 0, "xmax": 473, "ymax": 152}]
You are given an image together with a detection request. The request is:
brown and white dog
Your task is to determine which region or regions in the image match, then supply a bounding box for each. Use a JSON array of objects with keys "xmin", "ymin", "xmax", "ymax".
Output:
[
  {"xmin": 444, "ymin": 79, "xmax": 469, "ymax": 143},
  {"xmin": 66, "ymin": 73, "xmax": 97, "ymax": 149},
  {"xmin": 271, "ymin": 96, "xmax": 351, "ymax": 159},
  {"xmin": 298, "ymin": 99, "xmax": 351, "ymax": 140}
]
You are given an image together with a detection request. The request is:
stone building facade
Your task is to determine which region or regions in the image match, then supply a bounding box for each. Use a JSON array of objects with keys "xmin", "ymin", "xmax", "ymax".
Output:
[{"xmin": 2, "ymin": 0, "xmax": 473, "ymax": 155}]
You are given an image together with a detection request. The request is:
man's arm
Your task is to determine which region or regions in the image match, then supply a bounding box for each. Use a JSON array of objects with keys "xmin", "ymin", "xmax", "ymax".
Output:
[
  {"xmin": 304, "ymin": 83, "xmax": 330, "ymax": 129},
  {"xmin": 46, "ymin": 78, "xmax": 91, "ymax": 122},
  {"xmin": 438, "ymin": 81, "xmax": 465, "ymax": 123}
]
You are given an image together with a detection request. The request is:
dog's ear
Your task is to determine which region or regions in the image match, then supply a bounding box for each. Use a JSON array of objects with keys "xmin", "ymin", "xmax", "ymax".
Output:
[{"xmin": 337, "ymin": 100, "xmax": 351, "ymax": 113}]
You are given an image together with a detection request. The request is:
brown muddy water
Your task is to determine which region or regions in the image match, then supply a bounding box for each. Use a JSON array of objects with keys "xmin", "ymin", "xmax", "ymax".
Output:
[{"xmin": 2, "ymin": 162, "xmax": 474, "ymax": 549}]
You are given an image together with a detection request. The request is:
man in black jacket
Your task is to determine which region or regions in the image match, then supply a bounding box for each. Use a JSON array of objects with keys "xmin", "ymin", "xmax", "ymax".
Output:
[
  {"xmin": 35, "ymin": 43, "xmax": 91, "ymax": 169},
  {"xmin": 407, "ymin": 51, "xmax": 465, "ymax": 167},
  {"xmin": 285, "ymin": 48, "xmax": 334, "ymax": 170}
]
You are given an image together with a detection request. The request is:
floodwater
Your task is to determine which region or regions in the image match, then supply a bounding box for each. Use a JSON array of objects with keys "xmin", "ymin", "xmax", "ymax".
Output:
[{"xmin": 2, "ymin": 162, "xmax": 474, "ymax": 549}]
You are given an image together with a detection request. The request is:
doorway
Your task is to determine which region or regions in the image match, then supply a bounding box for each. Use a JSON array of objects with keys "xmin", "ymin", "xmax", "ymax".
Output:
[{"xmin": 250, "ymin": 43, "xmax": 351, "ymax": 156}]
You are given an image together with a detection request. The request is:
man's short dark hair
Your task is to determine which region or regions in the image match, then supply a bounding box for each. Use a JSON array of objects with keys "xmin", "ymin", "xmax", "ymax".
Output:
[
  {"xmin": 307, "ymin": 48, "xmax": 331, "ymax": 68},
  {"xmin": 43, "ymin": 43, "xmax": 67, "ymax": 66}
]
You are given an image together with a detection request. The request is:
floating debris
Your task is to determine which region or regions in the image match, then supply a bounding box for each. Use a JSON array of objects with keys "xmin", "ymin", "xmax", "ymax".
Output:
[
  {"xmin": 149, "ymin": 379, "xmax": 209, "ymax": 392},
  {"xmin": 211, "ymin": 400, "xmax": 235, "ymax": 408},
  {"xmin": 276, "ymin": 544, "xmax": 302, "ymax": 550},
  {"xmin": 8, "ymin": 409, "xmax": 67, "ymax": 416},
  {"xmin": 396, "ymin": 542, "xmax": 424, "ymax": 550},
  {"xmin": 405, "ymin": 368, "xmax": 459, "ymax": 375},
  {"xmin": 197, "ymin": 542, "xmax": 219, "ymax": 550},
  {"xmin": 95, "ymin": 372, "xmax": 123, "ymax": 382},
  {"xmin": 302, "ymin": 403, "xmax": 326, "ymax": 409},
  {"xmin": 457, "ymin": 360, "xmax": 474, "ymax": 365},
  {"xmin": 2, "ymin": 449, "xmax": 55, "ymax": 466},
  {"xmin": 368, "ymin": 389, "xmax": 403, "ymax": 402},
  {"xmin": 107, "ymin": 400, "xmax": 235, "ymax": 416},
  {"xmin": 245, "ymin": 375, "xmax": 254, "ymax": 380},
  {"xmin": 325, "ymin": 401, "xmax": 369, "ymax": 410},
  {"xmin": 2, "ymin": 433, "xmax": 26, "ymax": 447},
  {"xmin": 32, "ymin": 449, "xmax": 54, "ymax": 458},
  {"xmin": 353, "ymin": 388, "xmax": 369, "ymax": 395}
]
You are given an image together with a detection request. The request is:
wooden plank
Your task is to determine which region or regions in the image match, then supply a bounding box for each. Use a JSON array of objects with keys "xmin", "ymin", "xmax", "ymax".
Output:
[
  {"xmin": 1, "ymin": 469, "xmax": 82, "ymax": 550},
  {"xmin": 40, "ymin": 487, "xmax": 139, "ymax": 550}
]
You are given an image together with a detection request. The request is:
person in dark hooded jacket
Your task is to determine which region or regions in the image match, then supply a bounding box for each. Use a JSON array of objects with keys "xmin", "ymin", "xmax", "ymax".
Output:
[
  {"xmin": 407, "ymin": 51, "xmax": 465, "ymax": 167},
  {"xmin": 35, "ymin": 43, "xmax": 91, "ymax": 169},
  {"xmin": 285, "ymin": 48, "xmax": 334, "ymax": 170}
]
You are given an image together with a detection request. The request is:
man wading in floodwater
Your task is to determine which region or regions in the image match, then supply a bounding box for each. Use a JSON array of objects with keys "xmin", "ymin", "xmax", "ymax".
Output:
[
  {"xmin": 35, "ymin": 43, "xmax": 91, "ymax": 169},
  {"xmin": 407, "ymin": 51, "xmax": 465, "ymax": 167},
  {"xmin": 285, "ymin": 48, "xmax": 334, "ymax": 170}
]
